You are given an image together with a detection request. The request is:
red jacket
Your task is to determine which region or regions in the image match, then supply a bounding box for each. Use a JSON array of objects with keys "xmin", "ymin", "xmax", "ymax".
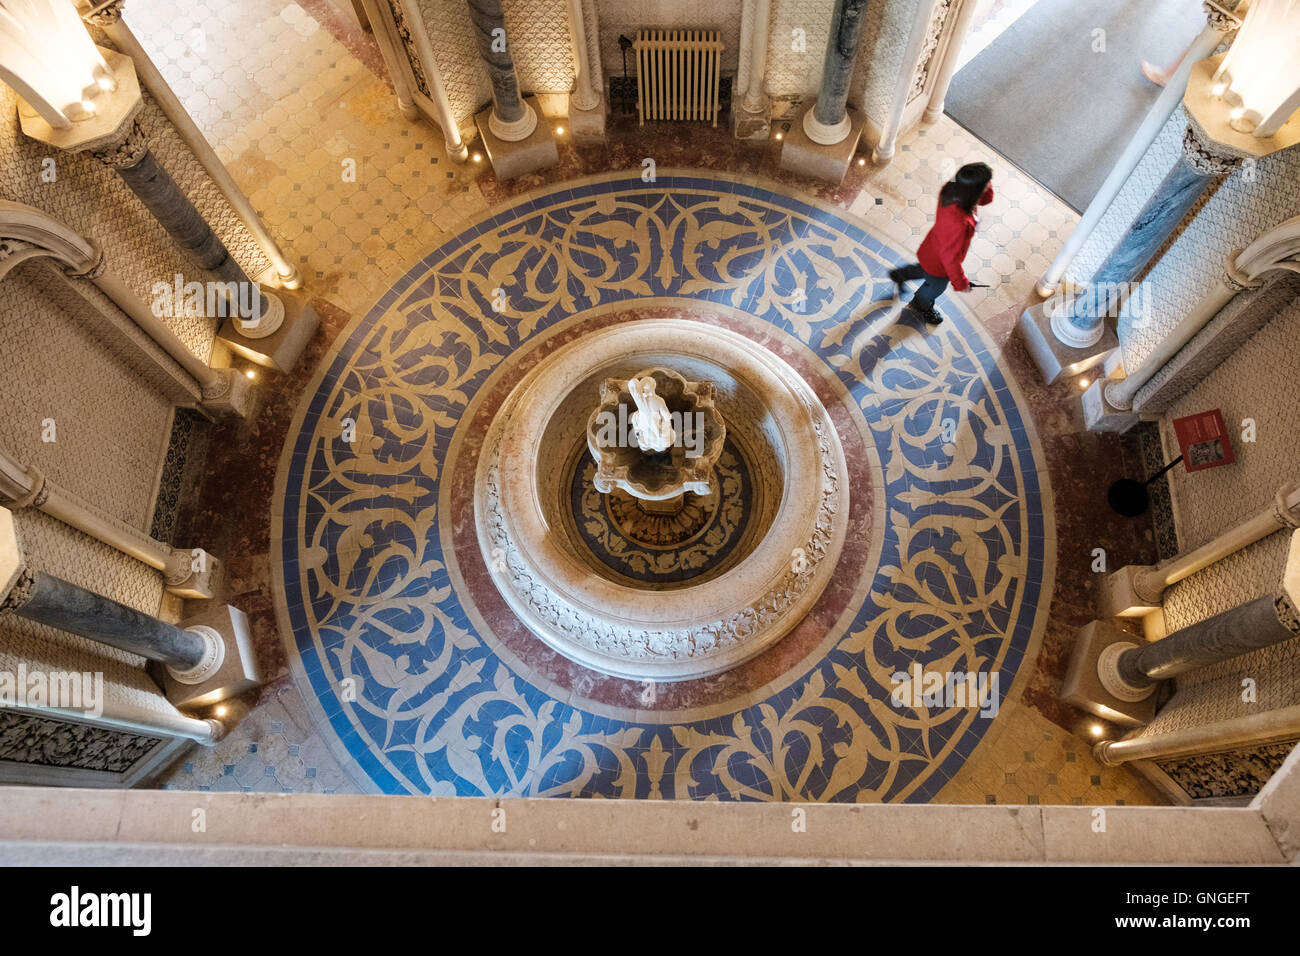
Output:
[{"xmin": 916, "ymin": 186, "xmax": 993, "ymax": 292}]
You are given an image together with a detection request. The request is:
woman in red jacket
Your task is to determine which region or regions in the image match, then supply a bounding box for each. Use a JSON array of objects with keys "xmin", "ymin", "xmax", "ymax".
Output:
[{"xmin": 889, "ymin": 162, "xmax": 994, "ymax": 326}]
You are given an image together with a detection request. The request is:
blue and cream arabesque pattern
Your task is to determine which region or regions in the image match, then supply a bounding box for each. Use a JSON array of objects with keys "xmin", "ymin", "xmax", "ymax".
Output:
[{"xmin": 276, "ymin": 173, "xmax": 1051, "ymax": 801}]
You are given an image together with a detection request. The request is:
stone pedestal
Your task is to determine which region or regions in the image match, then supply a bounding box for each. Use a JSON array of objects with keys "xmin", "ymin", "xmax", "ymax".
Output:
[
  {"xmin": 1081, "ymin": 377, "xmax": 1141, "ymax": 433},
  {"xmin": 1018, "ymin": 299, "xmax": 1117, "ymax": 385},
  {"xmin": 567, "ymin": 94, "xmax": 607, "ymax": 145},
  {"xmin": 1060, "ymin": 620, "xmax": 1159, "ymax": 727},
  {"xmin": 157, "ymin": 603, "xmax": 261, "ymax": 708},
  {"xmin": 778, "ymin": 101, "xmax": 866, "ymax": 185},
  {"xmin": 1098, "ymin": 564, "xmax": 1165, "ymax": 619},
  {"xmin": 732, "ymin": 102, "xmax": 770, "ymax": 141},
  {"xmin": 475, "ymin": 95, "xmax": 559, "ymax": 180},
  {"xmin": 201, "ymin": 367, "xmax": 256, "ymax": 418},
  {"xmin": 218, "ymin": 289, "xmax": 319, "ymax": 373}
]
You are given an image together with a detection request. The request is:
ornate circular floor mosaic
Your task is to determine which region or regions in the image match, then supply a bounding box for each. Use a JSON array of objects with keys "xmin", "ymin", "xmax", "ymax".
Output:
[{"xmin": 273, "ymin": 172, "xmax": 1055, "ymax": 801}]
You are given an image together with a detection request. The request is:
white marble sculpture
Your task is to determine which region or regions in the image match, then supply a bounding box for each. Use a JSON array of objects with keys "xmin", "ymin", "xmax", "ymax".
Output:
[{"xmin": 628, "ymin": 375, "xmax": 675, "ymax": 453}]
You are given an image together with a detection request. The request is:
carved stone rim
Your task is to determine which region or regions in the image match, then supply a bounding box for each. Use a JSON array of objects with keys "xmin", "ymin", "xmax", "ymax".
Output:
[{"xmin": 475, "ymin": 319, "xmax": 850, "ymax": 682}]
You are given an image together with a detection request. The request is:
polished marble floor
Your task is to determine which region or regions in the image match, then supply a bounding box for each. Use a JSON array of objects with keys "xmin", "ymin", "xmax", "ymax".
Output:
[{"xmin": 138, "ymin": 0, "xmax": 1160, "ymax": 805}]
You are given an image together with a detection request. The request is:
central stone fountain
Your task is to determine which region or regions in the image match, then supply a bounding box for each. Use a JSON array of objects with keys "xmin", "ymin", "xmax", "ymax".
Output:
[
  {"xmin": 587, "ymin": 366, "xmax": 726, "ymax": 511},
  {"xmin": 475, "ymin": 319, "xmax": 849, "ymax": 682}
]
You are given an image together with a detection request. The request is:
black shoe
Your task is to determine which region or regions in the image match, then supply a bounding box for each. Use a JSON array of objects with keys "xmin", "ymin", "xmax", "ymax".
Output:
[{"xmin": 909, "ymin": 303, "xmax": 943, "ymax": 325}]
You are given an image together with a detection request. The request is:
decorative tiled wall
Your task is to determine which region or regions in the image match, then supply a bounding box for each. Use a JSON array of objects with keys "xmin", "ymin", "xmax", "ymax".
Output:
[
  {"xmin": 1158, "ymin": 293, "xmax": 1300, "ymax": 625},
  {"xmin": 851, "ymin": 0, "xmax": 920, "ymax": 132},
  {"xmin": 0, "ymin": 709, "xmax": 162, "ymax": 775},
  {"xmin": 1157, "ymin": 740, "xmax": 1298, "ymax": 800},
  {"xmin": 766, "ymin": 0, "xmax": 834, "ymax": 98},
  {"xmin": 0, "ymin": 264, "xmax": 174, "ymax": 532}
]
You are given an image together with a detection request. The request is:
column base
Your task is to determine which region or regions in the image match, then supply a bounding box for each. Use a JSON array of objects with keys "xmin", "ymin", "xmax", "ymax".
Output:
[
  {"xmin": 567, "ymin": 93, "xmax": 607, "ymax": 145},
  {"xmin": 217, "ymin": 288, "xmax": 319, "ymax": 374},
  {"xmin": 1060, "ymin": 620, "xmax": 1158, "ymax": 728},
  {"xmin": 779, "ymin": 101, "xmax": 865, "ymax": 185},
  {"xmin": 1017, "ymin": 299, "xmax": 1117, "ymax": 385},
  {"xmin": 1081, "ymin": 378, "xmax": 1141, "ymax": 433},
  {"xmin": 475, "ymin": 96, "xmax": 558, "ymax": 180},
  {"xmin": 732, "ymin": 99, "xmax": 771, "ymax": 141},
  {"xmin": 163, "ymin": 552, "xmax": 220, "ymax": 601},
  {"xmin": 159, "ymin": 603, "xmax": 263, "ymax": 709},
  {"xmin": 1098, "ymin": 564, "xmax": 1165, "ymax": 619},
  {"xmin": 199, "ymin": 367, "xmax": 255, "ymax": 419}
]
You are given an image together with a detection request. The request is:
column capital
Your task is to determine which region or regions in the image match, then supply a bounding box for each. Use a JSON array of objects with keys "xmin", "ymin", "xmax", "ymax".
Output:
[
  {"xmin": 89, "ymin": 118, "xmax": 150, "ymax": 169},
  {"xmin": 1278, "ymin": 484, "xmax": 1300, "ymax": 529},
  {"xmin": 162, "ymin": 547, "xmax": 218, "ymax": 600},
  {"xmin": 0, "ymin": 567, "xmax": 35, "ymax": 613},
  {"xmin": 0, "ymin": 507, "xmax": 31, "ymax": 612},
  {"xmin": 0, "ymin": 450, "xmax": 46, "ymax": 510},
  {"xmin": 1201, "ymin": 1, "xmax": 1242, "ymax": 33},
  {"xmin": 62, "ymin": 240, "xmax": 108, "ymax": 281},
  {"xmin": 1222, "ymin": 251, "xmax": 1263, "ymax": 293},
  {"xmin": 1181, "ymin": 123, "xmax": 1243, "ymax": 176},
  {"xmin": 82, "ymin": 1, "xmax": 127, "ymax": 29}
]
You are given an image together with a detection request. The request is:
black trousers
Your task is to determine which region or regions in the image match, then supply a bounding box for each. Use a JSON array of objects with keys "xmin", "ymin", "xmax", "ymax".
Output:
[{"xmin": 895, "ymin": 263, "xmax": 950, "ymax": 310}]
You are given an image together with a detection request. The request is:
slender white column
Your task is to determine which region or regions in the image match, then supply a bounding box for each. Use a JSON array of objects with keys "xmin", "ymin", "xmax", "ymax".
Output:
[
  {"xmin": 4, "ymin": 697, "xmax": 224, "ymax": 744},
  {"xmin": 1095, "ymin": 703, "xmax": 1300, "ymax": 766},
  {"xmin": 360, "ymin": 0, "xmax": 421, "ymax": 120},
  {"xmin": 1034, "ymin": 12, "xmax": 1236, "ymax": 297},
  {"xmin": 0, "ymin": 199, "xmax": 249, "ymax": 415},
  {"xmin": 742, "ymin": 0, "xmax": 772, "ymax": 114},
  {"xmin": 399, "ymin": 0, "xmax": 471, "ymax": 160},
  {"xmin": 91, "ymin": 262, "xmax": 253, "ymax": 415},
  {"xmin": 0, "ymin": 449, "xmax": 215, "ymax": 598},
  {"xmin": 873, "ymin": 0, "xmax": 940, "ymax": 165},
  {"xmin": 90, "ymin": 3, "xmax": 302, "ymax": 289},
  {"xmin": 1101, "ymin": 483, "xmax": 1300, "ymax": 616},
  {"xmin": 1138, "ymin": 485, "xmax": 1300, "ymax": 600},
  {"xmin": 566, "ymin": 0, "xmax": 601, "ymax": 111},
  {"xmin": 923, "ymin": 0, "xmax": 980, "ymax": 123}
]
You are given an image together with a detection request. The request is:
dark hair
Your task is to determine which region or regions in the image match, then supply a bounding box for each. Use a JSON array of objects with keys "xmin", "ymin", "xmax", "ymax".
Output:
[{"xmin": 939, "ymin": 162, "xmax": 994, "ymax": 213}]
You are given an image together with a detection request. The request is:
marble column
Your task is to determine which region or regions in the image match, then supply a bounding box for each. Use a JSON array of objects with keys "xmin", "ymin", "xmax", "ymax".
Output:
[
  {"xmin": 803, "ymin": 0, "xmax": 871, "ymax": 146},
  {"xmin": 1050, "ymin": 125, "xmax": 1240, "ymax": 350},
  {"xmin": 1, "ymin": 509, "xmax": 259, "ymax": 709},
  {"xmin": 565, "ymin": 0, "xmax": 607, "ymax": 143},
  {"xmin": 90, "ymin": 122, "xmax": 280, "ymax": 338},
  {"xmin": 733, "ymin": 0, "xmax": 772, "ymax": 140},
  {"xmin": 2, "ymin": 567, "xmax": 215, "ymax": 672},
  {"xmin": 467, "ymin": 0, "xmax": 537, "ymax": 142},
  {"xmin": 1112, "ymin": 593, "xmax": 1299, "ymax": 694}
]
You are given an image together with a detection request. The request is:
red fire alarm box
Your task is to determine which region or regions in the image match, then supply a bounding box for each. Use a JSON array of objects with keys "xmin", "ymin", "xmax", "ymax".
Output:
[{"xmin": 1172, "ymin": 409, "xmax": 1235, "ymax": 472}]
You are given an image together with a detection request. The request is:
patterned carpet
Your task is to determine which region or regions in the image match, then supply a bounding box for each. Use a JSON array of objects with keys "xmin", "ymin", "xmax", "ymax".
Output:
[{"xmin": 273, "ymin": 172, "xmax": 1055, "ymax": 801}]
